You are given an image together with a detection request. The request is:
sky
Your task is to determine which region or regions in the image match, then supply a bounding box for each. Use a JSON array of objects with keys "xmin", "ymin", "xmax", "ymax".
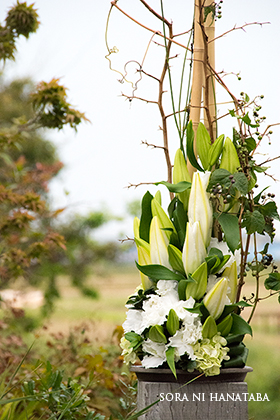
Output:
[{"xmin": 0, "ymin": 0, "xmax": 280, "ymax": 244}]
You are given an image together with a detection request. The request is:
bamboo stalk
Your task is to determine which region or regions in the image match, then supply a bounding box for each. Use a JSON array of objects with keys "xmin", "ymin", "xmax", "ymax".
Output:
[
  {"xmin": 187, "ymin": 0, "xmax": 204, "ymax": 178},
  {"xmin": 203, "ymin": 0, "xmax": 217, "ymax": 142}
]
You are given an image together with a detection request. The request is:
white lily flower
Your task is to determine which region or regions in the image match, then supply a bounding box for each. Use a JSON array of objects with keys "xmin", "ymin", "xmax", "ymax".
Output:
[
  {"xmin": 188, "ymin": 171, "xmax": 213, "ymax": 247},
  {"xmin": 149, "ymin": 216, "xmax": 171, "ymax": 269},
  {"xmin": 223, "ymin": 261, "xmax": 238, "ymax": 304},
  {"xmin": 182, "ymin": 221, "xmax": 206, "ymax": 276},
  {"xmin": 203, "ymin": 277, "xmax": 228, "ymax": 320}
]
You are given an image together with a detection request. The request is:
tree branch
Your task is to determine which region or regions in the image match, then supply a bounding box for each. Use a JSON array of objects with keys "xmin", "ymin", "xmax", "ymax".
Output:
[{"xmin": 210, "ymin": 21, "xmax": 270, "ymax": 43}]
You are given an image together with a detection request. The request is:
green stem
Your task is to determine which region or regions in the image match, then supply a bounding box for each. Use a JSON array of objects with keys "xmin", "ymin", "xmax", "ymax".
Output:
[
  {"xmin": 247, "ymin": 232, "xmax": 260, "ymax": 324},
  {"xmin": 160, "ymin": 0, "xmax": 181, "ymax": 141}
]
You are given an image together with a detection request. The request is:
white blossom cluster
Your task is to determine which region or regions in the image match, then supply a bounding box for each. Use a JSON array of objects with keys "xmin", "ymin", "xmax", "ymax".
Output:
[{"xmin": 121, "ymin": 280, "xmax": 229, "ymax": 376}]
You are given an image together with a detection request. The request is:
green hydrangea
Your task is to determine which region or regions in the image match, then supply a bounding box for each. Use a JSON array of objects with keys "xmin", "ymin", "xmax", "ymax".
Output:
[
  {"xmin": 192, "ymin": 333, "xmax": 230, "ymax": 376},
  {"xmin": 120, "ymin": 337, "xmax": 138, "ymax": 365}
]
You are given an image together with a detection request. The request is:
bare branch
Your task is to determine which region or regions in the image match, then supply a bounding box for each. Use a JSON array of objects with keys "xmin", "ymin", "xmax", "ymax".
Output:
[
  {"xmin": 126, "ymin": 181, "xmax": 159, "ymax": 189},
  {"xmin": 259, "ymin": 155, "xmax": 280, "ymax": 166},
  {"xmin": 141, "ymin": 140, "xmax": 166, "ymax": 150},
  {"xmin": 210, "ymin": 21, "xmax": 270, "ymax": 43},
  {"xmin": 140, "ymin": 0, "xmax": 171, "ymax": 26},
  {"xmin": 121, "ymin": 93, "xmax": 158, "ymax": 104},
  {"xmin": 111, "ymin": 1, "xmax": 191, "ymax": 51}
]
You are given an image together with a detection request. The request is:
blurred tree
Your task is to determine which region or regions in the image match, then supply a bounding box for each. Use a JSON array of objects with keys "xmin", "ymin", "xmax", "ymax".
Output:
[{"xmin": 0, "ymin": 3, "xmax": 124, "ymax": 319}]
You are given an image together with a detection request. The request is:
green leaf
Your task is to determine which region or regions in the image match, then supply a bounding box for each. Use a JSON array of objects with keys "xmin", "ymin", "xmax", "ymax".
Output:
[
  {"xmin": 139, "ymin": 191, "xmax": 153, "ymax": 242},
  {"xmin": 202, "ymin": 316, "xmax": 217, "ymax": 339},
  {"xmin": 125, "ymin": 332, "xmax": 143, "ymax": 350},
  {"xmin": 136, "ymin": 262, "xmax": 185, "ymax": 281},
  {"xmin": 259, "ymin": 201, "xmax": 280, "ymax": 221},
  {"xmin": 155, "ymin": 180, "xmax": 191, "ymax": 193},
  {"xmin": 241, "ymin": 210, "xmax": 265, "ymax": 235},
  {"xmin": 186, "ymin": 121, "xmax": 204, "ymax": 172},
  {"xmin": 254, "ymin": 187, "xmax": 269, "ymax": 204},
  {"xmin": 208, "ymin": 247, "xmax": 224, "ymax": 261},
  {"xmin": 216, "ymin": 213, "xmax": 240, "ymax": 253},
  {"xmin": 208, "ymin": 168, "xmax": 231, "ymax": 191},
  {"xmin": 166, "ymin": 347, "xmax": 177, "ymax": 378},
  {"xmin": 233, "ymin": 172, "xmax": 249, "ymax": 195},
  {"xmin": 226, "ymin": 334, "xmax": 244, "ymax": 346},
  {"xmin": 253, "ymin": 165, "xmax": 269, "ymax": 173},
  {"xmin": 217, "ymin": 314, "xmax": 233, "ymax": 336},
  {"xmin": 172, "ymin": 199, "xmax": 187, "ymax": 248},
  {"xmin": 230, "ymin": 313, "xmax": 252, "ymax": 336},
  {"xmin": 168, "ymin": 244, "xmax": 185, "ymax": 274},
  {"xmin": 196, "ymin": 122, "xmax": 211, "ymax": 170},
  {"xmin": 241, "ymin": 113, "xmax": 251, "ymax": 126},
  {"xmin": 166, "ymin": 309, "xmax": 180, "ymax": 336},
  {"xmin": 244, "ymin": 137, "xmax": 256, "ymax": 153},
  {"xmin": 149, "ymin": 325, "xmax": 167, "ymax": 343},
  {"xmin": 223, "ymin": 347, "xmax": 249, "ymax": 368},
  {"xmin": 264, "ymin": 272, "xmax": 280, "ymax": 291},
  {"xmin": 236, "ymin": 300, "xmax": 253, "ymax": 307},
  {"xmin": 178, "ymin": 279, "xmax": 189, "ymax": 300}
]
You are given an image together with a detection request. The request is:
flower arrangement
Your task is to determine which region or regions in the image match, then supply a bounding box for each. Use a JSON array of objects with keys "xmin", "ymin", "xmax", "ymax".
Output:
[
  {"xmin": 106, "ymin": 1, "xmax": 280, "ymax": 378},
  {"xmin": 121, "ymin": 127, "xmax": 257, "ymax": 377}
]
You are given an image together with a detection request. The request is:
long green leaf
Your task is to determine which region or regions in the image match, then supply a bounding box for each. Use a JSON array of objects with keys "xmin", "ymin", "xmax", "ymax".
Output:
[
  {"xmin": 216, "ymin": 213, "xmax": 240, "ymax": 253},
  {"xmin": 166, "ymin": 347, "xmax": 177, "ymax": 378},
  {"xmin": 155, "ymin": 180, "xmax": 191, "ymax": 193},
  {"xmin": 139, "ymin": 191, "xmax": 153, "ymax": 242},
  {"xmin": 186, "ymin": 121, "xmax": 204, "ymax": 172},
  {"xmin": 136, "ymin": 262, "xmax": 185, "ymax": 281}
]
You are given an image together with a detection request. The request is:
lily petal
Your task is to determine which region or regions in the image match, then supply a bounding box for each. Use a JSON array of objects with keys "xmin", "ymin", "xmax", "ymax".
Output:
[
  {"xmin": 149, "ymin": 216, "xmax": 171, "ymax": 269},
  {"xmin": 188, "ymin": 171, "xmax": 213, "ymax": 247},
  {"xmin": 182, "ymin": 221, "xmax": 206, "ymax": 276},
  {"xmin": 203, "ymin": 277, "xmax": 228, "ymax": 320}
]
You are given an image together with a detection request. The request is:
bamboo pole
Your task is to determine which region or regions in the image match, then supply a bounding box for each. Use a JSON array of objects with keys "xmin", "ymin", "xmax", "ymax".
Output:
[
  {"xmin": 187, "ymin": 0, "xmax": 204, "ymax": 178},
  {"xmin": 203, "ymin": 0, "xmax": 216, "ymax": 142}
]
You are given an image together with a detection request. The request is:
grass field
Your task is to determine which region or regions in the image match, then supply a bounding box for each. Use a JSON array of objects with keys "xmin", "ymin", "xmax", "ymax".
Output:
[{"xmin": 26, "ymin": 263, "xmax": 280, "ymax": 420}]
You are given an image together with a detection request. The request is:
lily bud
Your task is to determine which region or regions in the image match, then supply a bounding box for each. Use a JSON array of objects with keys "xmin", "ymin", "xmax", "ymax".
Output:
[
  {"xmin": 149, "ymin": 216, "xmax": 171, "ymax": 269},
  {"xmin": 185, "ymin": 261, "xmax": 207, "ymax": 300},
  {"xmin": 168, "ymin": 244, "xmax": 185, "ymax": 274},
  {"xmin": 188, "ymin": 171, "xmax": 213, "ymax": 247},
  {"xmin": 220, "ymin": 137, "xmax": 240, "ymax": 174},
  {"xmin": 223, "ymin": 261, "xmax": 238, "ymax": 304},
  {"xmin": 196, "ymin": 122, "xmax": 211, "ymax": 171},
  {"xmin": 154, "ymin": 190, "xmax": 162, "ymax": 205},
  {"xmin": 135, "ymin": 237, "xmax": 153, "ymax": 290},
  {"xmin": 166, "ymin": 309, "xmax": 180, "ymax": 336},
  {"xmin": 149, "ymin": 325, "xmax": 167, "ymax": 343},
  {"xmin": 202, "ymin": 316, "xmax": 218, "ymax": 339},
  {"xmin": 173, "ymin": 148, "xmax": 191, "ymax": 210},
  {"xmin": 133, "ymin": 217, "xmax": 140, "ymax": 238},
  {"xmin": 151, "ymin": 198, "xmax": 174, "ymax": 242},
  {"xmin": 203, "ymin": 277, "xmax": 228, "ymax": 320},
  {"xmin": 208, "ymin": 134, "xmax": 224, "ymax": 167},
  {"xmin": 182, "ymin": 221, "xmax": 206, "ymax": 276}
]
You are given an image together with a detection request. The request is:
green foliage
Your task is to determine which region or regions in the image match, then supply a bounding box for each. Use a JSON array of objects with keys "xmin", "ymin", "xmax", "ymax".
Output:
[
  {"xmin": 0, "ymin": 320, "xmax": 137, "ymax": 419},
  {"xmin": 32, "ymin": 212, "xmax": 121, "ymax": 316},
  {"xmin": 31, "ymin": 79, "xmax": 89, "ymax": 131},
  {"xmin": 5, "ymin": 1, "xmax": 39, "ymax": 38},
  {"xmin": 0, "ymin": 1, "xmax": 39, "ymax": 61}
]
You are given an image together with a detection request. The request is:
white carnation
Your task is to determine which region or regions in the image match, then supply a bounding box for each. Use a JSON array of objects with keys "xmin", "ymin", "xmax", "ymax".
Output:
[{"xmin": 141, "ymin": 339, "xmax": 166, "ymax": 368}]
